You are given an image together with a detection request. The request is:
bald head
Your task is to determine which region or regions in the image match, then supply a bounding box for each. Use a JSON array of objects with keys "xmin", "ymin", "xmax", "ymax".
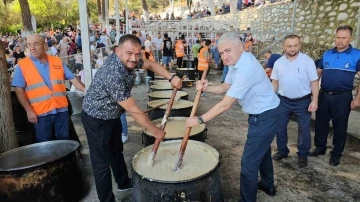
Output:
[{"xmin": 27, "ymin": 34, "xmax": 47, "ymax": 59}]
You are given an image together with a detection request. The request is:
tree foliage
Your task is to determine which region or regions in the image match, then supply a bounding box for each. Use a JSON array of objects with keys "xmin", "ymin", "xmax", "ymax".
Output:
[{"xmin": 0, "ymin": 0, "xmax": 169, "ymax": 33}]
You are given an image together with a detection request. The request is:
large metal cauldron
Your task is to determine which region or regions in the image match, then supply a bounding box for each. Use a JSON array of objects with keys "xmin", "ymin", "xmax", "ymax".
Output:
[
  {"xmin": 0, "ymin": 140, "xmax": 85, "ymax": 202},
  {"xmin": 142, "ymin": 117, "xmax": 207, "ymax": 146},
  {"xmin": 176, "ymin": 68, "xmax": 196, "ymax": 81},
  {"xmin": 148, "ymin": 90, "xmax": 188, "ymax": 101},
  {"xmin": 149, "ymin": 84, "xmax": 173, "ymax": 92},
  {"xmin": 66, "ymin": 91, "xmax": 85, "ymax": 115},
  {"xmin": 132, "ymin": 140, "xmax": 223, "ymax": 201},
  {"xmin": 147, "ymin": 99, "xmax": 193, "ymax": 120}
]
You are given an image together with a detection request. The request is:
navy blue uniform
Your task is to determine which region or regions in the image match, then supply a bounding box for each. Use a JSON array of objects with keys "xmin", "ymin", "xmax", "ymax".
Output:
[{"xmin": 315, "ymin": 45, "xmax": 360, "ymax": 158}]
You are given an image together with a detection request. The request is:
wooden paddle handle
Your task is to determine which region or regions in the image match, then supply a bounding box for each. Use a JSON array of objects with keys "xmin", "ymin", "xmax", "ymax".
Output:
[
  {"xmin": 152, "ymin": 88, "xmax": 178, "ymax": 153},
  {"xmin": 143, "ymin": 102, "xmax": 168, "ymax": 113},
  {"xmin": 178, "ymin": 69, "xmax": 208, "ymax": 157}
]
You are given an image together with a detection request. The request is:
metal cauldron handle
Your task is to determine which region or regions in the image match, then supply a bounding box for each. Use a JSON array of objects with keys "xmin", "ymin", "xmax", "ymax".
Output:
[{"xmin": 205, "ymin": 128, "xmax": 208, "ymax": 139}]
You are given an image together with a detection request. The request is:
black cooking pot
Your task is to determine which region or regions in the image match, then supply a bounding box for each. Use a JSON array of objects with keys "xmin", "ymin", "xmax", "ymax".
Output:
[
  {"xmin": 0, "ymin": 140, "xmax": 85, "ymax": 202},
  {"xmin": 132, "ymin": 140, "xmax": 224, "ymax": 201}
]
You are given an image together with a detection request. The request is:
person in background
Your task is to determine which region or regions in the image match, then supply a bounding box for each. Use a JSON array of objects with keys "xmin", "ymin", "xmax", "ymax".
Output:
[
  {"xmin": 161, "ymin": 33, "xmax": 173, "ymax": 70},
  {"xmin": 192, "ymin": 39, "xmax": 201, "ymax": 75},
  {"xmin": 12, "ymin": 46, "xmax": 25, "ymax": 65},
  {"xmin": 120, "ymin": 113, "xmax": 128, "ymax": 143},
  {"xmin": 175, "ymin": 37, "xmax": 186, "ymax": 69},
  {"xmin": 263, "ymin": 51, "xmax": 282, "ymax": 78},
  {"xmin": 310, "ymin": 25, "xmax": 360, "ymax": 166},
  {"xmin": 152, "ymin": 33, "xmax": 163, "ymax": 64},
  {"xmin": 12, "ymin": 34, "xmax": 85, "ymax": 142}
]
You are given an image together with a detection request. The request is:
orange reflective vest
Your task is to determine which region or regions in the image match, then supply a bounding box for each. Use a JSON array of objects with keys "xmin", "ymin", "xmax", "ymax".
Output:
[
  {"xmin": 18, "ymin": 56, "xmax": 68, "ymax": 115},
  {"xmin": 198, "ymin": 46, "xmax": 210, "ymax": 71},
  {"xmin": 175, "ymin": 41, "xmax": 185, "ymax": 57},
  {"xmin": 145, "ymin": 50, "xmax": 155, "ymax": 61}
]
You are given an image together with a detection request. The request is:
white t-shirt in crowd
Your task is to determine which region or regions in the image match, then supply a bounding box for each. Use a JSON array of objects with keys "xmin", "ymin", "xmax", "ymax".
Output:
[
  {"xmin": 51, "ymin": 46, "xmax": 58, "ymax": 56},
  {"xmin": 151, "ymin": 37, "xmax": 162, "ymax": 50},
  {"xmin": 144, "ymin": 40, "xmax": 153, "ymax": 51}
]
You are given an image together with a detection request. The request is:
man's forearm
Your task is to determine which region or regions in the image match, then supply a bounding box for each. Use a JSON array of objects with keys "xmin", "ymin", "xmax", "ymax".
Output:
[
  {"xmin": 70, "ymin": 78, "xmax": 85, "ymax": 92},
  {"xmin": 146, "ymin": 60, "xmax": 172, "ymax": 80},
  {"xmin": 15, "ymin": 88, "xmax": 33, "ymax": 112},
  {"xmin": 311, "ymin": 80, "xmax": 319, "ymax": 102},
  {"xmin": 206, "ymin": 83, "xmax": 229, "ymax": 95},
  {"xmin": 202, "ymin": 96, "xmax": 236, "ymax": 122},
  {"xmin": 272, "ymin": 80, "xmax": 278, "ymax": 92},
  {"xmin": 128, "ymin": 107, "xmax": 158, "ymax": 133}
]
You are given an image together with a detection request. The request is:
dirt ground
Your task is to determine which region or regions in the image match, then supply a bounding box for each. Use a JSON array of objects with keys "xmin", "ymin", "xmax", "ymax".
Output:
[{"xmin": 75, "ymin": 72, "xmax": 360, "ymax": 202}]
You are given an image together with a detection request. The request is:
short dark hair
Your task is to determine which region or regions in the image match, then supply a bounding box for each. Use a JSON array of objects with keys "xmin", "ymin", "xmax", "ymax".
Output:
[
  {"xmin": 118, "ymin": 34, "xmax": 141, "ymax": 46},
  {"xmin": 266, "ymin": 51, "xmax": 272, "ymax": 54},
  {"xmin": 284, "ymin": 34, "xmax": 301, "ymax": 40},
  {"xmin": 196, "ymin": 40, "xmax": 200, "ymax": 44},
  {"xmin": 132, "ymin": 30, "xmax": 137, "ymax": 35},
  {"xmin": 336, "ymin": 25, "xmax": 353, "ymax": 36},
  {"xmin": 205, "ymin": 39, "xmax": 211, "ymax": 46},
  {"xmin": 164, "ymin": 33, "xmax": 168, "ymax": 38}
]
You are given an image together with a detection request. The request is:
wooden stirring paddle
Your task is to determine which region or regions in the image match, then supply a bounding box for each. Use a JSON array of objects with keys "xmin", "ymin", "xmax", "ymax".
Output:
[
  {"xmin": 147, "ymin": 88, "xmax": 178, "ymax": 166},
  {"xmin": 174, "ymin": 69, "xmax": 208, "ymax": 171}
]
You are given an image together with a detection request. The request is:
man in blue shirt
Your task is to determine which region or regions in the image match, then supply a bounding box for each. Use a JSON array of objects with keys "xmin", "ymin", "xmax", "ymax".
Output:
[
  {"xmin": 12, "ymin": 34, "xmax": 85, "ymax": 142},
  {"xmin": 264, "ymin": 51, "xmax": 282, "ymax": 78},
  {"xmin": 310, "ymin": 25, "xmax": 360, "ymax": 166},
  {"xmin": 186, "ymin": 32, "xmax": 280, "ymax": 202}
]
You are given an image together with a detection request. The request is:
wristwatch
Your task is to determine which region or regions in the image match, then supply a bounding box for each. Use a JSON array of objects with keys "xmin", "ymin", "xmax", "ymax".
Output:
[
  {"xmin": 168, "ymin": 74, "xmax": 176, "ymax": 82},
  {"xmin": 197, "ymin": 116, "xmax": 204, "ymax": 124}
]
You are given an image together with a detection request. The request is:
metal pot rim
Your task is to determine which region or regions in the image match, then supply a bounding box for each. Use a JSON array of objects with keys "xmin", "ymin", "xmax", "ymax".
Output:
[
  {"xmin": 0, "ymin": 140, "xmax": 79, "ymax": 171},
  {"xmin": 131, "ymin": 140, "xmax": 219, "ymax": 184}
]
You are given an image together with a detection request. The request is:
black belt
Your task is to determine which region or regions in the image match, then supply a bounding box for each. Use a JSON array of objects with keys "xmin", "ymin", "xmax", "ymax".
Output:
[
  {"xmin": 279, "ymin": 93, "xmax": 312, "ymax": 102},
  {"xmin": 320, "ymin": 89, "xmax": 352, "ymax": 95}
]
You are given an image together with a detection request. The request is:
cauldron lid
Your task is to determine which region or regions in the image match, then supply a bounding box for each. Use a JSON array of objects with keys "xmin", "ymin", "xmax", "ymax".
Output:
[{"xmin": 0, "ymin": 140, "xmax": 79, "ymax": 171}]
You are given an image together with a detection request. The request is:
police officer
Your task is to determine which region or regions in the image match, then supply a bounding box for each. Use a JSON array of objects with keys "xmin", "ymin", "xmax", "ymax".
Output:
[
  {"xmin": 310, "ymin": 25, "xmax": 360, "ymax": 166},
  {"xmin": 186, "ymin": 32, "xmax": 280, "ymax": 202},
  {"xmin": 271, "ymin": 35, "xmax": 319, "ymax": 167}
]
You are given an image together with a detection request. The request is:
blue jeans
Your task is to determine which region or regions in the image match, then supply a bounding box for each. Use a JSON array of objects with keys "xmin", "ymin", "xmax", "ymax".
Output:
[
  {"xmin": 222, "ymin": 66, "xmax": 229, "ymax": 82},
  {"xmin": 153, "ymin": 50, "xmax": 162, "ymax": 63},
  {"xmin": 240, "ymin": 106, "xmax": 280, "ymax": 202},
  {"xmin": 276, "ymin": 96, "xmax": 312, "ymax": 157},
  {"xmin": 34, "ymin": 111, "xmax": 69, "ymax": 142},
  {"xmin": 314, "ymin": 90, "xmax": 352, "ymax": 157},
  {"xmin": 120, "ymin": 113, "xmax": 128, "ymax": 136}
]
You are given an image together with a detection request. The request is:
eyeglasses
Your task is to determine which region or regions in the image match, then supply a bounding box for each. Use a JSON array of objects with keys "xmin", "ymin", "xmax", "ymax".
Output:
[{"xmin": 27, "ymin": 42, "xmax": 44, "ymax": 48}]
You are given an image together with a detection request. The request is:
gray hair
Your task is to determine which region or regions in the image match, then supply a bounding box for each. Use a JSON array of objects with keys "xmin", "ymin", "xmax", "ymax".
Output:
[{"xmin": 218, "ymin": 32, "xmax": 243, "ymax": 46}]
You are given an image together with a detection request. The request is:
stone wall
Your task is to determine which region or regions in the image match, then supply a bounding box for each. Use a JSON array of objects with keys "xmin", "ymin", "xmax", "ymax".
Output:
[{"xmin": 205, "ymin": 0, "xmax": 360, "ymax": 59}]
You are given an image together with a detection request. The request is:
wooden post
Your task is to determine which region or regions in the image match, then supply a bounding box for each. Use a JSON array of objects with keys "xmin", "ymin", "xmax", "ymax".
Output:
[{"xmin": 0, "ymin": 41, "xmax": 19, "ymax": 153}]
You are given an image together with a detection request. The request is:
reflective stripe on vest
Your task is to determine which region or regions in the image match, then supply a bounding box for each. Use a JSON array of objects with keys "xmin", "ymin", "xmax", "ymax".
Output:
[
  {"xmin": 198, "ymin": 47, "xmax": 209, "ymax": 71},
  {"xmin": 51, "ymin": 80, "xmax": 65, "ymax": 84},
  {"xmin": 29, "ymin": 95, "xmax": 52, "ymax": 104},
  {"xmin": 25, "ymin": 82, "xmax": 47, "ymax": 91}
]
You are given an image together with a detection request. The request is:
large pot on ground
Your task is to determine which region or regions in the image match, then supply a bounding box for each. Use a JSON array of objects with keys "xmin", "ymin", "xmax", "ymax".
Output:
[
  {"xmin": 142, "ymin": 117, "xmax": 207, "ymax": 146},
  {"xmin": 147, "ymin": 99, "xmax": 193, "ymax": 120},
  {"xmin": 132, "ymin": 140, "xmax": 223, "ymax": 201},
  {"xmin": 176, "ymin": 68, "xmax": 196, "ymax": 80},
  {"xmin": 149, "ymin": 84, "xmax": 173, "ymax": 92},
  {"xmin": 0, "ymin": 140, "xmax": 85, "ymax": 202},
  {"xmin": 66, "ymin": 91, "xmax": 85, "ymax": 115},
  {"xmin": 148, "ymin": 90, "xmax": 188, "ymax": 101}
]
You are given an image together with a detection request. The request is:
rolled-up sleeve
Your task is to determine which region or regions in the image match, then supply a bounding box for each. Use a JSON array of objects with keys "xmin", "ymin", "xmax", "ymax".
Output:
[{"xmin": 63, "ymin": 63, "xmax": 75, "ymax": 80}]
